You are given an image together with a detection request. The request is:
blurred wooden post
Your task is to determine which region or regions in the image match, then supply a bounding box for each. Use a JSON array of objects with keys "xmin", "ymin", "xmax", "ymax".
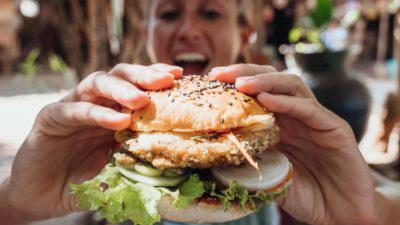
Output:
[
  {"xmin": 121, "ymin": 0, "xmax": 147, "ymax": 64},
  {"xmin": 50, "ymin": 0, "xmax": 85, "ymax": 80},
  {"xmin": 84, "ymin": 0, "xmax": 110, "ymax": 73},
  {"xmin": 243, "ymin": 0, "xmax": 270, "ymax": 64},
  {"xmin": 0, "ymin": 0, "xmax": 20, "ymax": 75},
  {"xmin": 253, "ymin": 0, "xmax": 265, "ymax": 49},
  {"xmin": 377, "ymin": 0, "xmax": 389, "ymax": 63},
  {"xmin": 49, "ymin": 0, "xmax": 113, "ymax": 80},
  {"xmin": 380, "ymin": 8, "xmax": 400, "ymax": 151},
  {"xmin": 396, "ymin": 8, "xmax": 400, "ymax": 86}
]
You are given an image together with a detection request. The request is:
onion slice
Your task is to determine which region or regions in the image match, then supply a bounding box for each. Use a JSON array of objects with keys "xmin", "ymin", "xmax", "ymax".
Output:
[{"xmin": 211, "ymin": 150, "xmax": 291, "ymax": 191}]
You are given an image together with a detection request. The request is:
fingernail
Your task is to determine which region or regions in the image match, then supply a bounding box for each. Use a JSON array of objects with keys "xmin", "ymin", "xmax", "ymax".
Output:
[
  {"xmin": 106, "ymin": 112, "xmax": 130, "ymax": 122},
  {"xmin": 211, "ymin": 66, "xmax": 227, "ymax": 72},
  {"xmin": 209, "ymin": 67, "xmax": 228, "ymax": 76},
  {"xmin": 169, "ymin": 65, "xmax": 183, "ymax": 70},
  {"xmin": 172, "ymin": 67, "xmax": 183, "ymax": 73},
  {"xmin": 238, "ymin": 76, "xmax": 257, "ymax": 81},
  {"xmin": 118, "ymin": 89, "xmax": 146, "ymax": 104},
  {"xmin": 125, "ymin": 88, "xmax": 142, "ymax": 99},
  {"xmin": 151, "ymin": 72, "xmax": 174, "ymax": 82},
  {"xmin": 236, "ymin": 76, "xmax": 256, "ymax": 86}
]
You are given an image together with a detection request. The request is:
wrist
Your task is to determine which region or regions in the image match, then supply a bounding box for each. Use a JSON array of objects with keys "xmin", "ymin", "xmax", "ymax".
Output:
[
  {"xmin": 369, "ymin": 191, "xmax": 390, "ymax": 225},
  {"xmin": 0, "ymin": 177, "xmax": 40, "ymax": 225}
]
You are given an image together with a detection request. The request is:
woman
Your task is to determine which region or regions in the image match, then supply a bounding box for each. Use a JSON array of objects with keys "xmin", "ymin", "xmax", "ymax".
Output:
[{"xmin": 0, "ymin": 0, "xmax": 393, "ymax": 224}]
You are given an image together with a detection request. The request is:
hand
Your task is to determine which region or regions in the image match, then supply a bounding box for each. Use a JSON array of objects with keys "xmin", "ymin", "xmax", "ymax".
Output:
[
  {"xmin": 5, "ymin": 64, "xmax": 182, "ymax": 221},
  {"xmin": 209, "ymin": 64, "xmax": 380, "ymax": 225}
]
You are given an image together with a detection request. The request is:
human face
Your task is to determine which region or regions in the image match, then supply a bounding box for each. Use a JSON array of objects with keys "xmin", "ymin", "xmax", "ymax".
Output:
[{"xmin": 145, "ymin": 0, "xmax": 245, "ymax": 75}]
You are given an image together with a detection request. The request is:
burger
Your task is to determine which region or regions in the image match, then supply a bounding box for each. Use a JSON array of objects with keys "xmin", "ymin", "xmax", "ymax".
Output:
[{"xmin": 71, "ymin": 75, "xmax": 292, "ymax": 225}]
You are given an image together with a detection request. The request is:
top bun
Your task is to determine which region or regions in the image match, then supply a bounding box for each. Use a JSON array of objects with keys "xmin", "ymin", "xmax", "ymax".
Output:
[{"xmin": 125, "ymin": 75, "xmax": 274, "ymax": 132}]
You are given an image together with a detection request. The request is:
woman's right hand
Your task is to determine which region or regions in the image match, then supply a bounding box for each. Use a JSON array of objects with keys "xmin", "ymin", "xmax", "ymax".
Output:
[
  {"xmin": 209, "ymin": 64, "xmax": 386, "ymax": 225},
  {"xmin": 5, "ymin": 64, "xmax": 182, "ymax": 222}
]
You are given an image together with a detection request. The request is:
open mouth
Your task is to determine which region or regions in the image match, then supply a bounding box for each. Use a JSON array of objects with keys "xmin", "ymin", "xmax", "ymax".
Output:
[{"xmin": 173, "ymin": 52, "xmax": 209, "ymax": 75}]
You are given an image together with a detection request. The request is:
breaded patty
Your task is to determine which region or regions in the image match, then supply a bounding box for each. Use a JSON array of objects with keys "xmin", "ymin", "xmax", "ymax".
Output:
[{"xmin": 116, "ymin": 125, "xmax": 279, "ymax": 170}]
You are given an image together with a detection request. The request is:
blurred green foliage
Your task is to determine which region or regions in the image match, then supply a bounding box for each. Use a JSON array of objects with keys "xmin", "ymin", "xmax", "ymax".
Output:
[
  {"xmin": 21, "ymin": 48, "xmax": 70, "ymax": 80},
  {"xmin": 289, "ymin": 0, "xmax": 360, "ymax": 53},
  {"xmin": 21, "ymin": 48, "xmax": 40, "ymax": 80},
  {"xmin": 310, "ymin": 0, "xmax": 333, "ymax": 28}
]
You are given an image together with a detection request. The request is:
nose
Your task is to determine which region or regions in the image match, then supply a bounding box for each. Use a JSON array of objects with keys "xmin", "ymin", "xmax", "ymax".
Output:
[{"xmin": 177, "ymin": 15, "xmax": 202, "ymax": 44}]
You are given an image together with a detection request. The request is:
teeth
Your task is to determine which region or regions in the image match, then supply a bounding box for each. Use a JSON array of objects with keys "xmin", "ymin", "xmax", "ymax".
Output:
[{"xmin": 175, "ymin": 52, "xmax": 207, "ymax": 62}]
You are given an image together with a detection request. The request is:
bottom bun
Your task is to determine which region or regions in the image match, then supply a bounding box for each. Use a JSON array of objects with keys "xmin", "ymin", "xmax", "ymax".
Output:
[{"xmin": 158, "ymin": 196, "xmax": 254, "ymax": 223}]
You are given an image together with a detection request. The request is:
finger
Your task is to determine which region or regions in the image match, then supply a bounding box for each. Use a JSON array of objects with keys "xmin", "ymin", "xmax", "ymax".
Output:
[
  {"xmin": 150, "ymin": 63, "xmax": 183, "ymax": 79},
  {"xmin": 39, "ymin": 102, "xmax": 131, "ymax": 134},
  {"xmin": 63, "ymin": 72, "xmax": 150, "ymax": 110},
  {"xmin": 88, "ymin": 73, "xmax": 149, "ymax": 109},
  {"xmin": 208, "ymin": 64, "xmax": 277, "ymax": 83},
  {"xmin": 235, "ymin": 73, "xmax": 316, "ymax": 99},
  {"xmin": 257, "ymin": 92, "xmax": 344, "ymax": 131},
  {"xmin": 109, "ymin": 63, "xmax": 175, "ymax": 90}
]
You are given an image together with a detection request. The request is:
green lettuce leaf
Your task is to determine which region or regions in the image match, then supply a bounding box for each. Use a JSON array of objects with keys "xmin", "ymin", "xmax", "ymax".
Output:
[
  {"xmin": 71, "ymin": 163, "xmax": 289, "ymax": 225},
  {"xmin": 165, "ymin": 174, "xmax": 205, "ymax": 209},
  {"xmin": 70, "ymin": 164, "xmax": 205, "ymax": 225},
  {"xmin": 205, "ymin": 180, "xmax": 288, "ymax": 211}
]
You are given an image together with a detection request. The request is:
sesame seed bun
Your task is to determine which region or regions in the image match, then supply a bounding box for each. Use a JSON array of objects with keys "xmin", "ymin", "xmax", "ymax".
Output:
[
  {"xmin": 124, "ymin": 75, "xmax": 275, "ymax": 132},
  {"xmin": 158, "ymin": 195, "xmax": 254, "ymax": 223}
]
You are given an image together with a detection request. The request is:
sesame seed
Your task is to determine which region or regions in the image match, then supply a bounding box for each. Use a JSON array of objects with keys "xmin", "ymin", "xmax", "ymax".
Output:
[
  {"xmin": 221, "ymin": 118, "xmax": 225, "ymax": 124},
  {"xmin": 229, "ymin": 102, "xmax": 233, "ymax": 106}
]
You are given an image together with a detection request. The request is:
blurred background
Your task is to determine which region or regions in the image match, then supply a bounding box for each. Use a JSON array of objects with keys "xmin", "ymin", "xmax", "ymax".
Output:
[{"xmin": 1, "ymin": 0, "xmax": 400, "ymax": 224}]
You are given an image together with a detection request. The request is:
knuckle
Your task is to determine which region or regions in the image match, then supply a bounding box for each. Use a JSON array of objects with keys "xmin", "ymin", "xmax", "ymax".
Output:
[
  {"xmin": 38, "ymin": 102, "xmax": 58, "ymax": 116},
  {"xmin": 290, "ymin": 76, "xmax": 305, "ymax": 90},
  {"xmin": 291, "ymin": 75, "xmax": 303, "ymax": 84},
  {"xmin": 86, "ymin": 71, "xmax": 105, "ymax": 81},
  {"xmin": 80, "ymin": 71, "xmax": 107, "ymax": 91},
  {"xmin": 307, "ymin": 98, "xmax": 319, "ymax": 107},
  {"xmin": 36, "ymin": 102, "xmax": 63, "ymax": 125},
  {"xmin": 67, "ymin": 102, "xmax": 87, "ymax": 124},
  {"xmin": 112, "ymin": 63, "xmax": 128, "ymax": 71}
]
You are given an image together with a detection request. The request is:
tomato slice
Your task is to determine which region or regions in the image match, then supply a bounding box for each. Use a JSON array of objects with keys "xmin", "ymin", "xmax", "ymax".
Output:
[{"xmin": 265, "ymin": 168, "xmax": 293, "ymax": 194}]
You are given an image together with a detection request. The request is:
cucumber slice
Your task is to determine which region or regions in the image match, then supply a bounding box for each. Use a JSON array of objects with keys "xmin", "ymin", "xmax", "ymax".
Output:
[
  {"xmin": 134, "ymin": 162, "xmax": 163, "ymax": 177},
  {"xmin": 163, "ymin": 168, "xmax": 186, "ymax": 178},
  {"xmin": 116, "ymin": 162, "xmax": 188, "ymax": 187}
]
